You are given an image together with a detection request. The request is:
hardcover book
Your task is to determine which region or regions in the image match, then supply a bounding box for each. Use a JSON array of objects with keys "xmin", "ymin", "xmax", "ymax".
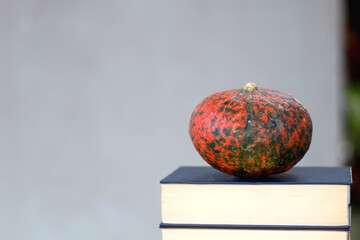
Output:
[
  {"xmin": 160, "ymin": 227, "xmax": 350, "ymax": 240},
  {"xmin": 160, "ymin": 166, "xmax": 352, "ymax": 227}
]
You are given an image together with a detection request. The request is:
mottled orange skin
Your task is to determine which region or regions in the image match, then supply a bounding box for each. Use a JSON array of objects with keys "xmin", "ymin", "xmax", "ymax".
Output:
[{"xmin": 189, "ymin": 87, "xmax": 312, "ymax": 178}]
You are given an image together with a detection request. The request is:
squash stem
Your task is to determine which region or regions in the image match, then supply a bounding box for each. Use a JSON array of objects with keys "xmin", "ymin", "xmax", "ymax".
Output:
[{"xmin": 244, "ymin": 83, "xmax": 258, "ymax": 92}]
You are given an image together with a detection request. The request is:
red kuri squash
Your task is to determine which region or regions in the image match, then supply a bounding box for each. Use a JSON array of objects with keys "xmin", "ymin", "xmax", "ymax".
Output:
[{"xmin": 189, "ymin": 83, "xmax": 312, "ymax": 178}]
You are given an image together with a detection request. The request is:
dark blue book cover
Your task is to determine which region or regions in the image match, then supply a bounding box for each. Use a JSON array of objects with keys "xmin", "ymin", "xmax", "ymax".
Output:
[
  {"xmin": 159, "ymin": 222, "xmax": 351, "ymax": 230},
  {"xmin": 160, "ymin": 166, "xmax": 352, "ymax": 185}
]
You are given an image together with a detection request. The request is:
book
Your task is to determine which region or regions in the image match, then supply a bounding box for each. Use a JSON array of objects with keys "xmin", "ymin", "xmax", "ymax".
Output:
[
  {"xmin": 160, "ymin": 166, "xmax": 351, "ymax": 227},
  {"xmin": 160, "ymin": 227, "xmax": 350, "ymax": 240}
]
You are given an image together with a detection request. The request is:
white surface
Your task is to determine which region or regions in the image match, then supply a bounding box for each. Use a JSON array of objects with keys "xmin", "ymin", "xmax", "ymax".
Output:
[
  {"xmin": 162, "ymin": 229, "xmax": 349, "ymax": 240},
  {"xmin": 0, "ymin": 0, "xmax": 343, "ymax": 239},
  {"xmin": 162, "ymin": 184, "xmax": 349, "ymax": 225}
]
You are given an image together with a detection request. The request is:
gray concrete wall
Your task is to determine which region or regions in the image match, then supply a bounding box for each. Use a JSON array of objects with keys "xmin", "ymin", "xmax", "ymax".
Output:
[{"xmin": 0, "ymin": 0, "xmax": 343, "ymax": 239}]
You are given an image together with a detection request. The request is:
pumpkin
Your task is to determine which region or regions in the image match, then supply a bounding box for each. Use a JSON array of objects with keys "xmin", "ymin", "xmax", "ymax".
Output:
[{"xmin": 189, "ymin": 83, "xmax": 312, "ymax": 178}]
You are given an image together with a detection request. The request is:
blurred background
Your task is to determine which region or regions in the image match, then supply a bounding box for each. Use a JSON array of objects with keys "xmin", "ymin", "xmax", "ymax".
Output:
[
  {"xmin": 0, "ymin": 0, "xmax": 358, "ymax": 239},
  {"xmin": 346, "ymin": 0, "xmax": 360, "ymax": 239}
]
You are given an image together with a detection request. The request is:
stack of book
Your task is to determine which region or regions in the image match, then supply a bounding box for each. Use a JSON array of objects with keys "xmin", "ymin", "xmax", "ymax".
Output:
[{"xmin": 160, "ymin": 166, "xmax": 352, "ymax": 240}]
